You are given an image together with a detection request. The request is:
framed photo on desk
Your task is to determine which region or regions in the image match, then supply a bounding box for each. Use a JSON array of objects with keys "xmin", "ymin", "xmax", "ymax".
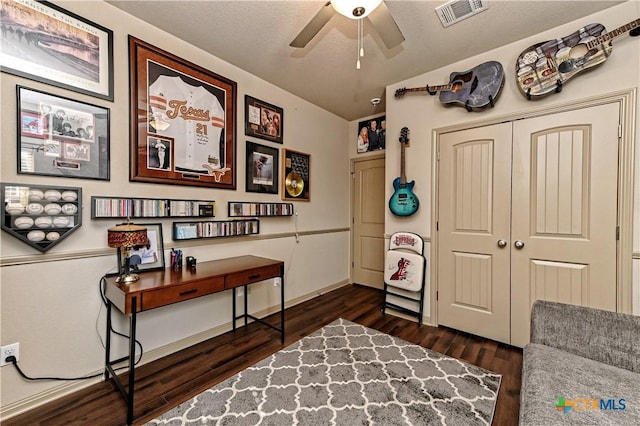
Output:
[{"xmin": 127, "ymin": 223, "xmax": 165, "ymax": 273}]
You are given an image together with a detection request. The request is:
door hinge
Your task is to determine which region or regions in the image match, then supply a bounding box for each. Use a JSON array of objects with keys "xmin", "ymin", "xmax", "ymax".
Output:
[
  {"xmin": 352, "ymin": 217, "xmax": 355, "ymax": 224},
  {"xmin": 436, "ymin": 291, "xmax": 439, "ymax": 301},
  {"xmin": 436, "ymin": 221, "xmax": 439, "ymax": 231},
  {"xmin": 351, "ymin": 260, "xmax": 354, "ymax": 268},
  {"xmin": 618, "ymin": 124, "xmax": 622, "ymax": 139},
  {"xmin": 616, "ymin": 226, "xmax": 620, "ymax": 240}
]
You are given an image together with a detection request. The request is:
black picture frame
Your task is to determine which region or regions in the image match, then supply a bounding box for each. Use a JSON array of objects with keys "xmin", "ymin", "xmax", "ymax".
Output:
[
  {"xmin": 245, "ymin": 95, "xmax": 283, "ymax": 144},
  {"xmin": 246, "ymin": 141, "xmax": 279, "ymax": 194},
  {"xmin": 129, "ymin": 36, "xmax": 237, "ymax": 189},
  {"xmin": 357, "ymin": 115, "xmax": 386, "ymax": 153},
  {"xmin": 0, "ymin": 0, "xmax": 114, "ymax": 101},
  {"xmin": 17, "ymin": 86, "xmax": 110, "ymax": 180},
  {"xmin": 127, "ymin": 223, "xmax": 165, "ymax": 273},
  {"xmin": 282, "ymin": 148, "xmax": 310, "ymax": 202}
]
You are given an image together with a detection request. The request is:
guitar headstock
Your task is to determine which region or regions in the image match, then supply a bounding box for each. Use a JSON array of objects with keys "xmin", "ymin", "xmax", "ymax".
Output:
[
  {"xmin": 399, "ymin": 127, "xmax": 410, "ymax": 144},
  {"xmin": 395, "ymin": 88, "xmax": 406, "ymax": 98}
]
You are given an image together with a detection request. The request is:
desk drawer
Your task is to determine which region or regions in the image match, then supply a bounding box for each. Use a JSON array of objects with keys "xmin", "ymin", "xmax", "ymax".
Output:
[
  {"xmin": 225, "ymin": 264, "xmax": 282, "ymax": 289},
  {"xmin": 141, "ymin": 277, "xmax": 224, "ymax": 311}
]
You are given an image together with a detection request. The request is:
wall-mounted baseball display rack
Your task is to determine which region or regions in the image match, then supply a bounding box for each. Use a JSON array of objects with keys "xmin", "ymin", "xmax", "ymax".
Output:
[
  {"xmin": 173, "ymin": 219, "xmax": 259, "ymax": 241},
  {"xmin": 91, "ymin": 196, "xmax": 215, "ymax": 219},
  {"xmin": 2, "ymin": 182, "xmax": 82, "ymax": 252},
  {"xmin": 228, "ymin": 202, "xmax": 294, "ymax": 217}
]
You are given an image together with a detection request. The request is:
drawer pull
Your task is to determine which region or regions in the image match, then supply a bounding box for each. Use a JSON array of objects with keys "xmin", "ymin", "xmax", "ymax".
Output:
[
  {"xmin": 179, "ymin": 289, "xmax": 198, "ymax": 296},
  {"xmin": 248, "ymin": 274, "xmax": 261, "ymax": 280}
]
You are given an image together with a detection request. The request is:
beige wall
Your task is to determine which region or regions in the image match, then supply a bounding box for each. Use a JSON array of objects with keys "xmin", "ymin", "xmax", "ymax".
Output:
[
  {"xmin": 383, "ymin": 1, "xmax": 640, "ymax": 319},
  {"xmin": 0, "ymin": 0, "xmax": 350, "ymax": 417}
]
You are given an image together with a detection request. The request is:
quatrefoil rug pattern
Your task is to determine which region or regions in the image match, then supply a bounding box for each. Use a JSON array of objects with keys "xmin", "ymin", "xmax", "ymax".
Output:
[{"xmin": 147, "ymin": 318, "xmax": 501, "ymax": 425}]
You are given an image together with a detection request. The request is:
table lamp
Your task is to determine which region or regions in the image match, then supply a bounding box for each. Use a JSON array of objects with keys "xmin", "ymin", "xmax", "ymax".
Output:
[{"xmin": 108, "ymin": 223, "xmax": 148, "ymax": 284}]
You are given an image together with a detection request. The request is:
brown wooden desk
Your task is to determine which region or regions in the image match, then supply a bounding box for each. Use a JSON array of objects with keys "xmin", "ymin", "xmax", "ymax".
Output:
[{"xmin": 103, "ymin": 255, "xmax": 285, "ymax": 425}]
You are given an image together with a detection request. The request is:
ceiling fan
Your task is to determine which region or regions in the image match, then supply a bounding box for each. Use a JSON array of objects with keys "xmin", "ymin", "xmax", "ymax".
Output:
[{"xmin": 290, "ymin": 0, "xmax": 405, "ymax": 50}]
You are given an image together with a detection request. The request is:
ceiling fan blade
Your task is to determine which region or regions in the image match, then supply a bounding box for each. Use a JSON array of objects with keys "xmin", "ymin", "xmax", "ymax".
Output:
[
  {"xmin": 290, "ymin": 1, "xmax": 335, "ymax": 48},
  {"xmin": 367, "ymin": 1, "xmax": 405, "ymax": 49}
]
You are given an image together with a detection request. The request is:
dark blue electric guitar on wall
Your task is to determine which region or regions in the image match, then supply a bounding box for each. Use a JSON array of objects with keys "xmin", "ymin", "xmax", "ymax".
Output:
[{"xmin": 389, "ymin": 127, "xmax": 419, "ymax": 216}]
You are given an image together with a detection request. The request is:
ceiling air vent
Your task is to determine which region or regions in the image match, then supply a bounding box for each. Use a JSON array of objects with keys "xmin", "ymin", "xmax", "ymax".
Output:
[{"xmin": 435, "ymin": 0, "xmax": 488, "ymax": 27}]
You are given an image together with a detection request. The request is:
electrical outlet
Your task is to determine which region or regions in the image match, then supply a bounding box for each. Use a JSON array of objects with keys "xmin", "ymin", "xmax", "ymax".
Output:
[
  {"xmin": 237, "ymin": 287, "xmax": 244, "ymax": 297},
  {"xmin": 1, "ymin": 342, "xmax": 19, "ymax": 367},
  {"xmin": 274, "ymin": 277, "xmax": 281, "ymax": 287}
]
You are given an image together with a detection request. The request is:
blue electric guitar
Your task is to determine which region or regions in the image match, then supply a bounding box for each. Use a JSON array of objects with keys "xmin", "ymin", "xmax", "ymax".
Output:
[{"xmin": 389, "ymin": 127, "xmax": 419, "ymax": 217}]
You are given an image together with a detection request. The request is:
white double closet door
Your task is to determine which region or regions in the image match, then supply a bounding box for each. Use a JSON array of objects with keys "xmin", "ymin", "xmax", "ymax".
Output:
[{"xmin": 437, "ymin": 103, "xmax": 619, "ymax": 347}]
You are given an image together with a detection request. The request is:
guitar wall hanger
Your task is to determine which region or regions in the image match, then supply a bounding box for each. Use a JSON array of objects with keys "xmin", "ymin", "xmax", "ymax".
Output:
[{"xmin": 395, "ymin": 61, "xmax": 504, "ymax": 112}]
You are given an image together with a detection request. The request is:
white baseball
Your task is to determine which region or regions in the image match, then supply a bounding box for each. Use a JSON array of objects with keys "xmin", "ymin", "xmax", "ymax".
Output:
[
  {"xmin": 27, "ymin": 230, "xmax": 46, "ymax": 242},
  {"xmin": 28, "ymin": 189, "xmax": 44, "ymax": 201},
  {"xmin": 5, "ymin": 203, "xmax": 25, "ymax": 215},
  {"xmin": 44, "ymin": 190, "xmax": 62, "ymax": 201},
  {"xmin": 46, "ymin": 232, "xmax": 60, "ymax": 241},
  {"xmin": 60, "ymin": 191, "xmax": 78, "ymax": 202},
  {"xmin": 14, "ymin": 217, "xmax": 34, "ymax": 229},
  {"xmin": 35, "ymin": 216, "xmax": 53, "ymax": 228},
  {"xmin": 61, "ymin": 203, "xmax": 78, "ymax": 214},
  {"xmin": 52, "ymin": 216, "xmax": 70, "ymax": 227},
  {"xmin": 44, "ymin": 203, "xmax": 62, "ymax": 215},
  {"xmin": 26, "ymin": 203, "xmax": 44, "ymax": 214}
]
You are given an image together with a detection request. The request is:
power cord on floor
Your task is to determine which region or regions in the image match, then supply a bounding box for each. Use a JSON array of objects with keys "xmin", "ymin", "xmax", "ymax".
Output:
[{"xmin": 3, "ymin": 275, "xmax": 144, "ymax": 382}]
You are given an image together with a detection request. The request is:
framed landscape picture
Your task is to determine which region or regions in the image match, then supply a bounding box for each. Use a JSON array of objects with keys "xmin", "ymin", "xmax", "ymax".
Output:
[
  {"xmin": 17, "ymin": 86, "xmax": 110, "ymax": 180},
  {"xmin": 282, "ymin": 149, "xmax": 310, "ymax": 202},
  {"xmin": 0, "ymin": 0, "xmax": 114, "ymax": 101},
  {"xmin": 245, "ymin": 95, "xmax": 283, "ymax": 144},
  {"xmin": 129, "ymin": 36, "xmax": 237, "ymax": 189},
  {"xmin": 246, "ymin": 141, "xmax": 278, "ymax": 194}
]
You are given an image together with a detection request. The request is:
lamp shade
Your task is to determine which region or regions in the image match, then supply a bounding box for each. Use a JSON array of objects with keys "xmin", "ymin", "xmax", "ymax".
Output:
[
  {"xmin": 107, "ymin": 224, "xmax": 148, "ymax": 248},
  {"xmin": 331, "ymin": 0, "xmax": 382, "ymax": 19}
]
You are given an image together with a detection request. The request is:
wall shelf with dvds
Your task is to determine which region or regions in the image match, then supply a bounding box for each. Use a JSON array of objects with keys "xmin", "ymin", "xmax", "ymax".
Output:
[
  {"xmin": 173, "ymin": 219, "xmax": 259, "ymax": 241},
  {"xmin": 91, "ymin": 196, "xmax": 215, "ymax": 219},
  {"xmin": 2, "ymin": 183, "xmax": 82, "ymax": 252},
  {"xmin": 228, "ymin": 202, "xmax": 294, "ymax": 217}
]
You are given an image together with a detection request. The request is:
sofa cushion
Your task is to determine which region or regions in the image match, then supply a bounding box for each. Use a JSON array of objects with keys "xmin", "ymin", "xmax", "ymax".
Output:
[{"xmin": 520, "ymin": 343, "xmax": 640, "ymax": 425}]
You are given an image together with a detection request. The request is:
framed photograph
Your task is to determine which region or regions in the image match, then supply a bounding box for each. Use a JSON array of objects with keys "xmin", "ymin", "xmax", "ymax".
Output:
[
  {"xmin": 357, "ymin": 115, "xmax": 386, "ymax": 153},
  {"xmin": 17, "ymin": 86, "xmax": 110, "ymax": 180},
  {"xmin": 127, "ymin": 223, "xmax": 165, "ymax": 273},
  {"xmin": 129, "ymin": 36, "xmax": 237, "ymax": 189},
  {"xmin": 282, "ymin": 149, "xmax": 310, "ymax": 202},
  {"xmin": 245, "ymin": 95, "xmax": 283, "ymax": 144},
  {"xmin": 1, "ymin": 0, "xmax": 113, "ymax": 101},
  {"xmin": 246, "ymin": 141, "xmax": 278, "ymax": 194}
]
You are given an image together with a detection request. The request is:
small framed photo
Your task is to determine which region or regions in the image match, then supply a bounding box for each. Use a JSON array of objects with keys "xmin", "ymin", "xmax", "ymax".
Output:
[
  {"xmin": 245, "ymin": 95, "xmax": 283, "ymax": 144},
  {"xmin": 282, "ymin": 148, "xmax": 310, "ymax": 202},
  {"xmin": 17, "ymin": 86, "xmax": 110, "ymax": 180},
  {"xmin": 128, "ymin": 223, "xmax": 165, "ymax": 273},
  {"xmin": 357, "ymin": 115, "xmax": 386, "ymax": 153},
  {"xmin": 246, "ymin": 141, "xmax": 278, "ymax": 194},
  {"xmin": 1, "ymin": 0, "xmax": 114, "ymax": 101}
]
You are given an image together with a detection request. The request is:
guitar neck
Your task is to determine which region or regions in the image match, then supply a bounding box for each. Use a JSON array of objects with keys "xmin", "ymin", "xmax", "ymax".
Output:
[
  {"xmin": 587, "ymin": 18, "xmax": 640, "ymax": 49},
  {"xmin": 399, "ymin": 142, "xmax": 406, "ymax": 184},
  {"xmin": 402, "ymin": 84, "xmax": 454, "ymax": 95}
]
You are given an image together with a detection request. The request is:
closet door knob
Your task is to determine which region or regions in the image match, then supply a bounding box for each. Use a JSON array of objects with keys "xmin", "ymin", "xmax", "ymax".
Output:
[
  {"xmin": 497, "ymin": 239, "xmax": 508, "ymax": 248},
  {"xmin": 514, "ymin": 240, "xmax": 525, "ymax": 249}
]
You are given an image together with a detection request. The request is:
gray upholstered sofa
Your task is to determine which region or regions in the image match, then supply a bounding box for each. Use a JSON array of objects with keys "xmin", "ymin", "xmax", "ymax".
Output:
[{"xmin": 520, "ymin": 300, "xmax": 640, "ymax": 425}]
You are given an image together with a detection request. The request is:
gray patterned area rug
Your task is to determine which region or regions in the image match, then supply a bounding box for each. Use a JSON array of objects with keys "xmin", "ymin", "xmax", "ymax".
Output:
[{"xmin": 147, "ymin": 318, "xmax": 501, "ymax": 425}]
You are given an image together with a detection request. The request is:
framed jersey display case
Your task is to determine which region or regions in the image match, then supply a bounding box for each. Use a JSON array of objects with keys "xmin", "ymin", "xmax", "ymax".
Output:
[{"xmin": 129, "ymin": 36, "xmax": 237, "ymax": 189}]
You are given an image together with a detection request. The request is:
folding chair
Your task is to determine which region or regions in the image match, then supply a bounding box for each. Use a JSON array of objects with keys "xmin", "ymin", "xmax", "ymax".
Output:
[{"xmin": 382, "ymin": 232, "xmax": 426, "ymax": 325}]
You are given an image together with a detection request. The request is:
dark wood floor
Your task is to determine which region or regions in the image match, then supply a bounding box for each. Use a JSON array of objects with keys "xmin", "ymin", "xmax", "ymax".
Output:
[{"xmin": 5, "ymin": 284, "xmax": 522, "ymax": 425}]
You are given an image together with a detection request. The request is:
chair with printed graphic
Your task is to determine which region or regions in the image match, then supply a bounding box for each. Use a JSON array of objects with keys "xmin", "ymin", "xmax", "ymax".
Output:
[{"xmin": 382, "ymin": 231, "xmax": 426, "ymax": 325}]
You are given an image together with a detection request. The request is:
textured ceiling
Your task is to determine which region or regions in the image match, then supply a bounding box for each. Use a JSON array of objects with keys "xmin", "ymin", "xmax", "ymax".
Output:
[{"xmin": 107, "ymin": 0, "xmax": 625, "ymax": 121}]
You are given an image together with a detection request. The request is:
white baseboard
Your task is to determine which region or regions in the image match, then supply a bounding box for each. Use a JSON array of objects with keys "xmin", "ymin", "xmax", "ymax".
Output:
[{"xmin": 0, "ymin": 279, "xmax": 350, "ymax": 421}]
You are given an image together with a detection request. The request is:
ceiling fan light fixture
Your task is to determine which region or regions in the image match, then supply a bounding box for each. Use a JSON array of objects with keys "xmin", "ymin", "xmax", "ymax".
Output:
[{"xmin": 331, "ymin": 0, "xmax": 383, "ymax": 19}]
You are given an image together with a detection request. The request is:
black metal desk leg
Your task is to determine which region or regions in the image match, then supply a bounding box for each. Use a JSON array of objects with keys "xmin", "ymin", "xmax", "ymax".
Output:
[
  {"xmin": 127, "ymin": 297, "xmax": 137, "ymax": 426},
  {"xmin": 243, "ymin": 285, "xmax": 248, "ymax": 326},
  {"xmin": 104, "ymin": 302, "xmax": 112, "ymax": 380},
  {"xmin": 232, "ymin": 288, "xmax": 236, "ymax": 330},
  {"xmin": 280, "ymin": 276, "xmax": 285, "ymax": 343}
]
